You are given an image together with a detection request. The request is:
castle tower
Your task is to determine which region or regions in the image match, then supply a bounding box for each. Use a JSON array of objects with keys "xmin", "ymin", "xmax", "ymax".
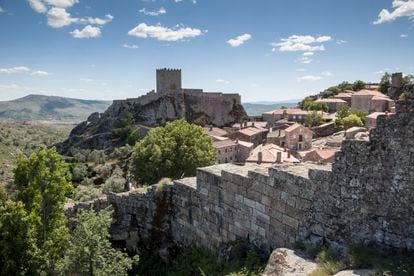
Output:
[{"xmin": 156, "ymin": 68, "xmax": 182, "ymax": 93}]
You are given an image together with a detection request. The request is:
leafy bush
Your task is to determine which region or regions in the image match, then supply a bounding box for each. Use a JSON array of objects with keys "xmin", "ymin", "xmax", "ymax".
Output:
[
  {"xmin": 71, "ymin": 163, "xmax": 88, "ymax": 182},
  {"xmin": 342, "ymin": 114, "xmax": 363, "ymax": 129},
  {"xmin": 306, "ymin": 111, "xmax": 325, "ymax": 127},
  {"xmin": 72, "ymin": 184, "xmax": 103, "ymax": 202},
  {"xmin": 130, "ymin": 120, "xmax": 217, "ymax": 185},
  {"xmin": 102, "ymin": 174, "xmax": 126, "ymax": 194}
]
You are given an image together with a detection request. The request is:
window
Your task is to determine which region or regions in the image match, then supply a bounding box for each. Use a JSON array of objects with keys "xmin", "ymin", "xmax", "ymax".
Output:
[
  {"xmin": 299, "ymin": 134, "xmax": 303, "ymax": 142},
  {"xmin": 293, "ymin": 115, "xmax": 296, "ymax": 119},
  {"xmin": 225, "ymin": 157, "xmax": 228, "ymax": 163},
  {"xmin": 230, "ymin": 156, "xmax": 233, "ymax": 161},
  {"xmin": 225, "ymin": 149, "xmax": 227, "ymax": 153}
]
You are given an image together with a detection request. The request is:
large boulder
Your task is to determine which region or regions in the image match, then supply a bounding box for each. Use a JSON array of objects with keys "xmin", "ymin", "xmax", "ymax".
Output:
[{"xmin": 263, "ymin": 248, "xmax": 318, "ymax": 276}]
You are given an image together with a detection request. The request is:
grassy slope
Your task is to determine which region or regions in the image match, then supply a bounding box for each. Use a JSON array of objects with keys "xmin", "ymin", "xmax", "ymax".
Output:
[
  {"xmin": 0, "ymin": 120, "xmax": 73, "ymax": 186},
  {"xmin": 0, "ymin": 94, "xmax": 111, "ymax": 123}
]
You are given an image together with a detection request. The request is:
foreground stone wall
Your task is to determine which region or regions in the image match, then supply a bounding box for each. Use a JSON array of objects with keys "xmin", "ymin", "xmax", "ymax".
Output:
[{"xmin": 67, "ymin": 98, "xmax": 414, "ymax": 252}]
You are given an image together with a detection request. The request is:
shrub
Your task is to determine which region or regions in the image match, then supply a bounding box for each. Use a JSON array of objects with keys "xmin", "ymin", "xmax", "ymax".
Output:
[
  {"xmin": 102, "ymin": 174, "xmax": 126, "ymax": 194},
  {"xmin": 72, "ymin": 185, "xmax": 103, "ymax": 202},
  {"xmin": 342, "ymin": 114, "xmax": 363, "ymax": 129}
]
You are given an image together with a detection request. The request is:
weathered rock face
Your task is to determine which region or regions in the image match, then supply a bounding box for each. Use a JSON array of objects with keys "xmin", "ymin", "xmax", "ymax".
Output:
[{"xmin": 56, "ymin": 90, "xmax": 246, "ymax": 155}]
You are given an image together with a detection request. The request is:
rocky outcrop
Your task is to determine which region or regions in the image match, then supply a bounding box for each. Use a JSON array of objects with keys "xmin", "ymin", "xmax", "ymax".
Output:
[
  {"xmin": 263, "ymin": 248, "xmax": 318, "ymax": 276},
  {"xmin": 56, "ymin": 90, "xmax": 246, "ymax": 155}
]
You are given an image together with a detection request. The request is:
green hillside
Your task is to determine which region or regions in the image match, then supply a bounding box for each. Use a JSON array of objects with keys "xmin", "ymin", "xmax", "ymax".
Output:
[{"xmin": 0, "ymin": 94, "xmax": 111, "ymax": 122}]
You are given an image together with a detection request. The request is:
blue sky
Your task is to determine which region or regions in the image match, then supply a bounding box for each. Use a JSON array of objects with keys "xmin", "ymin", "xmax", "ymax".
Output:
[{"xmin": 0, "ymin": 0, "xmax": 413, "ymax": 102}]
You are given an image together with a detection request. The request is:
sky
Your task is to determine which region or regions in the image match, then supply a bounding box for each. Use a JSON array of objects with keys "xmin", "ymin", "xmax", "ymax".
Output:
[{"xmin": 0, "ymin": 0, "xmax": 413, "ymax": 102}]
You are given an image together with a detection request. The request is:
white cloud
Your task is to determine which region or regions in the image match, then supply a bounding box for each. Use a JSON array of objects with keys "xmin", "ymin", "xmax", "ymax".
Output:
[
  {"xmin": 297, "ymin": 75, "xmax": 323, "ymax": 81},
  {"xmin": 272, "ymin": 35, "xmax": 332, "ymax": 52},
  {"xmin": 321, "ymin": 71, "xmax": 333, "ymax": 77},
  {"xmin": 174, "ymin": 0, "xmax": 183, "ymax": 2},
  {"xmin": 80, "ymin": 78, "xmax": 94, "ymax": 83},
  {"xmin": 226, "ymin": 33, "xmax": 252, "ymax": 47},
  {"xmin": 336, "ymin": 39, "xmax": 348, "ymax": 44},
  {"xmin": 28, "ymin": 0, "xmax": 47, "ymax": 13},
  {"xmin": 139, "ymin": 7, "xmax": 166, "ymax": 16},
  {"xmin": 216, "ymin": 79, "xmax": 230, "ymax": 84},
  {"xmin": 303, "ymin": 51, "xmax": 314, "ymax": 56},
  {"xmin": 0, "ymin": 66, "xmax": 49, "ymax": 76},
  {"xmin": 296, "ymin": 68, "xmax": 307, "ymax": 72},
  {"xmin": 0, "ymin": 66, "xmax": 31, "ymax": 74},
  {"xmin": 47, "ymin": 7, "xmax": 76, "ymax": 28},
  {"xmin": 80, "ymin": 14, "xmax": 113, "ymax": 25},
  {"xmin": 374, "ymin": 0, "xmax": 414, "ymax": 24},
  {"xmin": 128, "ymin": 23, "xmax": 204, "ymax": 41},
  {"xmin": 70, "ymin": 25, "xmax": 101, "ymax": 38},
  {"xmin": 297, "ymin": 57, "xmax": 312, "ymax": 64},
  {"xmin": 123, "ymin": 44, "xmax": 139, "ymax": 49},
  {"xmin": 44, "ymin": 0, "xmax": 79, "ymax": 8},
  {"xmin": 400, "ymin": 33, "xmax": 408, "ymax": 37},
  {"xmin": 31, "ymin": 70, "xmax": 49, "ymax": 76},
  {"xmin": 0, "ymin": 6, "xmax": 4, "ymax": 13}
]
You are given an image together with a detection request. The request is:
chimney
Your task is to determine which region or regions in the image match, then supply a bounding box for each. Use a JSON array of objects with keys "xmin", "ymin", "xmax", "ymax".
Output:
[
  {"xmin": 244, "ymin": 121, "xmax": 247, "ymax": 127},
  {"xmin": 287, "ymin": 150, "xmax": 291, "ymax": 158},
  {"xmin": 235, "ymin": 138, "xmax": 239, "ymax": 144},
  {"xmin": 257, "ymin": 151, "xmax": 262, "ymax": 164},
  {"xmin": 252, "ymin": 122, "xmax": 255, "ymax": 127},
  {"xmin": 240, "ymin": 122, "xmax": 243, "ymax": 129},
  {"xmin": 284, "ymin": 146, "xmax": 286, "ymax": 152},
  {"xmin": 209, "ymin": 125, "xmax": 213, "ymax": 131},
  {"xmin": 276, "ymin": 152, "xmax": 282, "ymax": 163}
]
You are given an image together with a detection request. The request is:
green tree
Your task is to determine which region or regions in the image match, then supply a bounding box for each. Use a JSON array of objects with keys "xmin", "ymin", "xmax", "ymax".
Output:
[
  {"xmin": 379, "ymin": 72, "xmax": 391, "ymax": 94},
  {"xmin": 305, "ymin": 111, "xmax": 325, "ymax": 127},
  {"xmin": 130, "ymin": 120, "xmax": 217, "ymax": 185},
  {"xmin": 112, "ymin": 113, "xmax": 141, "ymax": 146},
  {"xmin": 352, "ymin": 80, "xmax": 366, "ymax": 91},
  {"xmin": 0, "ymin": 187, "xmax": 41, "ymax": 275},
  {"xmin": 13, "ymin": 146, "xmax": 73, "ymax": 272},
  {"xmin": 336, "ymin": 106, "xmax": 367, "ymax": 125},
  {"xmin": 342, "ymin": 114, "xmax": 363, "ymax": 129},
  {"xmin": 59, "ymin": 208, "xmax": 134, "ymax": 276}
]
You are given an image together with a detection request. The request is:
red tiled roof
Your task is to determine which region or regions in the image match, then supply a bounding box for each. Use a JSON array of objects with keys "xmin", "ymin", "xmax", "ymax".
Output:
[
  {"xmin": 263, "ymin": 108, "xmax": 308, "ymax": 116},
  {"xmin": 334, "ymin": 93, "xmax": 352, "ymax": 98},
  {"xmin": 366, "ymin": 112, "xmax": 387, "ymax": 119},
  {"xmin": 213, "ymin": 139, "xmax": 237, "ymax": 148},
  {"xmin": 353, "ymin": 90, "xmax": 386, "ymax": 96},
  {"xmin": 284, "ymin": 123, "xmax": 312, "ymax": 133},
  {"xmin": 315, "ymin": 98, "xmax": 347, "ymax": 103},
  {"xmin": 237, "ymin": 127, "xmax": 267, "ymax": 137},
  {"xmin": 246, "ymin": 144, "xmax": 299, "ymax": 164}
]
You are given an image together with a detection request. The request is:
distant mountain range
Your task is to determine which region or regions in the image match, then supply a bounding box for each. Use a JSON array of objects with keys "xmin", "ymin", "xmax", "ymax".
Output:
[
  {"xmin": 242, "ymin": 100, "xmax": 299, "ymax": 116},
  {"xmin": 0, "ymin": 94, "xmax": 112, "ymax": 123}
]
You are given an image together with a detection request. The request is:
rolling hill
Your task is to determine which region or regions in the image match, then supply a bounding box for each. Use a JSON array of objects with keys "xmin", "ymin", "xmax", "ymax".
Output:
[
  {"xmin": 0, "ymin": 94, "xmax": 112, "ymax": 123},
  {"xmin": 242, "ymin": 100, "xmax": 299, "ymax": 116}
]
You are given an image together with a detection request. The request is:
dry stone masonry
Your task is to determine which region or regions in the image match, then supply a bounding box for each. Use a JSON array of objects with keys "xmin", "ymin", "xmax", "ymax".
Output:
[{"xmin": 67, "ymin": 94, "xmax": 414, "ymax": 254}]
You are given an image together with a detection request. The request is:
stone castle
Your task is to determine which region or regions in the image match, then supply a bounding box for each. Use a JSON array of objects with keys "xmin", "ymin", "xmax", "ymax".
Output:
[
  {"xmin": 56, "ymin": 69, "xmax": 246, "ymax": 155},
  {"xmin": 68, "ymin": 86, "xmax": 414, "ymax": 255}
]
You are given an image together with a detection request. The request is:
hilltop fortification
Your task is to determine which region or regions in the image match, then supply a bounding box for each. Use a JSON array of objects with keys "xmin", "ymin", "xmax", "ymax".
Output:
[
  {"xmin": 56, "ymin": 69, "xmax": 246, "ymax": 154},
  {"xmin": 67, "ymin": 85, "xmax": 414, "ymax": 255}
]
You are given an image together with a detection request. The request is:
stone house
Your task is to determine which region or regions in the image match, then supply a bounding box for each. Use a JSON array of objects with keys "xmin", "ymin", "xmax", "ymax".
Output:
[
  {"xmin": 283, "ymin": 123, "xmax": 313, "ymax": 151},
  {"xmin": 262, "ymin": 108, "xmax": 309, "ymax": 125},
  {"xmin": 315, "ymin": 98, "xmax": 348, "ymax": 113},
  {"xmin": 213, "ymin": 139, "xmax": 237, "ymax": 164},
  {"xmin": 266, "ymin": 123, "xmax": 313, "ymax": 151},
  {"xmin": 229, "ymin": 126, "xmax": 268, "ymax": 147},
  {"xmin": 351, "ymin": 90, "xmax": 395, "ymax": 113},
  {"xmin": 334, "ymin": 92, "xmax": 353, "ymax": 105},
  {"xmin": 235, "ymin": 140, "xmax": 254, "ymax": 163},
  {"xmin": 204, "ymin": 126, "xmax": 228, "ymax": 139},
  {"xmin": 245, "ymin": 143, "xmax": 299, "ymax": 166}
]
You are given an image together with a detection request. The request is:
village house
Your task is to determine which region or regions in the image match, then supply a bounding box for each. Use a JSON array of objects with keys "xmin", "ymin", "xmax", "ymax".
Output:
[
  {"xmin": 235, "ymin": 140, "xmax": 254, "ymax": 164},
  {"xmin": 213, "ymin": 138, "xmax": 254, "ymax": 164},
  {"xmin": 229, "ymin": 126, "xmax": 268, "ymax": 147},
  {"xmin": 315, "ymin": 98, "xmax": 348, "ymax": 113},
  {"xmin": 334, "ymin": 91, "xmax": 353, "ymax": 105},
  {"xmin": 262, "ymin": 108, "xmax": 309, "ymax": 125},
  {"xmin": 213, "ymin": 139, "xmax": 237, "ymax": 164},
  {"xmin": 302, "ymin": 148, "xmax": 338, "ymax": 163},
  {"xmin": 204, "ymin": 126, "xmax": 228, "ymax": 141},
  {"xmin": 266, "ymin": 123, "xmax": 313, "ymax": 151},
  {"xmin": 232, "ymin": 121, "xmax": 268, "ymax": 131},
  {"xmin": 245, "ymin": 143, "xmax": 299, "ymax": 166},
  {"xmin": 351, "ymin": 90, "xmax": 395, "ymax": 113},
  {"xmin": 365, "ymin": 112, "xmax": 391, "ymax": 129}
]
